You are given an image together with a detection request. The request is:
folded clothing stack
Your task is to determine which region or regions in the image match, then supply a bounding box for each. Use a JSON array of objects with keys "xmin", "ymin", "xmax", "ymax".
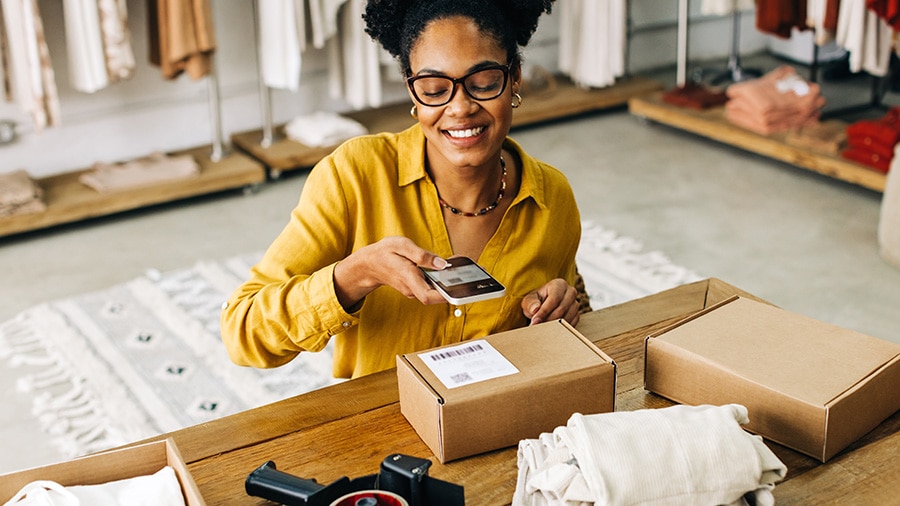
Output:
[
  {"xmin": 513, "ymin": 404, "xmax": 787, "ymax": 506},
  {"xmin": 284, "ymin": 111, "xmax": 368, "ymax": 148},
  {"xmin": 842, "ymin": 108, "xmax": 900, "ymax": 173},
  {"xmin": 0, "ymin": 170, "xmax": 47, "ymax": 218},
  {"xmin": 79, "ymin": 152, "xmax": 200, "ymax": 193},
  {"xmin": 662, "ymin": 82, "xmax": 729, "ymax": 110},
  {"xmin": 725, "ymin": 66, "xmax": 825, "ymax": 135}
]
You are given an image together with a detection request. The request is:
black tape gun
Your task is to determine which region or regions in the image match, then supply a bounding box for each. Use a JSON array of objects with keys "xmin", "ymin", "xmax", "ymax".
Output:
[{"xmin": 245, "ymin": 453, "xmax": 464, "ymax": 506}]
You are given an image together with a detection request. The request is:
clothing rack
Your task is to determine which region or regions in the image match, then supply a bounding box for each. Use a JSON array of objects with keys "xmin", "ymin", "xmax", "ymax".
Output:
[
  {"xmin": 810, "ymin": 44, "xmax": 894, "ymax": 120},
  {"xmin": 235, "ymin": 0, "xmax": 663, "ymax": 178}
]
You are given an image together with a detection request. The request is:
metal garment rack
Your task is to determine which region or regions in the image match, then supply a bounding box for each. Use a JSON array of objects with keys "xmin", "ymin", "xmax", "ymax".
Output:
[{"xmin": 252, "ymin": 0, "xmax": 276, "ymax": 148}]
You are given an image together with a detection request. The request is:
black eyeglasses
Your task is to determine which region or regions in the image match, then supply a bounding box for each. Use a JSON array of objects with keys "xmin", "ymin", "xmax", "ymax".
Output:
[{"xmin": 407, "ymin": 62, "xmax": 514, "ymax": 107}]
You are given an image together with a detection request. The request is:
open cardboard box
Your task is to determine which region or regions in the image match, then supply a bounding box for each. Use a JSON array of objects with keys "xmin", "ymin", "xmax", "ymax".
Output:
[
  {"xmin": 398, "ymin": 319, "xmax": 616, "ymax": 463},
  {"xmin": 0, "ymin": 438, "xmax": 206, "ymax": 505},
  {"xmin": 644, "ymin": 296, "xmax": 900, "ymax": 462}
]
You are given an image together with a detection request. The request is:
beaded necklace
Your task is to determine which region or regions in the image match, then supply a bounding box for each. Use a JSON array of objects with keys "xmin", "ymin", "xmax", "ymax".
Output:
[{"xmin": 437, "ymin": 155, "xmax": 507, "ymax": 217}]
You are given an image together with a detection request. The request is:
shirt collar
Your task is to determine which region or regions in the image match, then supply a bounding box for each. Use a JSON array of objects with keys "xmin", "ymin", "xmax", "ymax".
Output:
[{"xmin": 397, "ymin": 123, "xmax": 548, "ymax": 210}]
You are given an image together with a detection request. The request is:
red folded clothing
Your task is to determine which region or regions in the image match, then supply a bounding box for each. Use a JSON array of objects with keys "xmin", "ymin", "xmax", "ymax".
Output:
[
  {"xmin": 842, "ymin": 147, "xmax": 892, "ymax": 173},
  {"xmin": 662, "ymin": 83, "xmax": 729, "ymax": 110}
]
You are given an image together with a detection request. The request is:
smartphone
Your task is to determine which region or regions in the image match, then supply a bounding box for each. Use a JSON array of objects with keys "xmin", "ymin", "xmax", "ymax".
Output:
[{"xmin": 422, "ymin": 256, "xmax": 506, "ymax": 305}]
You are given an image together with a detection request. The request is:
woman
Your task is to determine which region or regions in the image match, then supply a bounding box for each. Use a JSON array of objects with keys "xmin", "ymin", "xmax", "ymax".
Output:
[{"xmin": 221, "ymin": 0, "xmax": 585, "ymax": 379}]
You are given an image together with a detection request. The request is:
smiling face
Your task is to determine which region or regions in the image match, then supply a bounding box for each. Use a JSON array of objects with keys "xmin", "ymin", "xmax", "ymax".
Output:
[{"xmin": 408, "ymin": 16, "xmax": 520, "ymax": 174}]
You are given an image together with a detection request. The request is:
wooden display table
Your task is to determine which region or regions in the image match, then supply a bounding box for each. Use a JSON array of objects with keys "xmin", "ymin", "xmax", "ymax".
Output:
[
  {"xmin": 629, "ymin": 91, "xmax": 888, "ymax": 193},
  {"xmin": 232, "ymin": 76, "xmax": 664, "ymax": 175},
  {"xmin": 0, "ymin": 147, "xmax": 266, "ymax": 238},
  {"xmin": 130, "ymin": 278, "xmax": 898, "ymax": 505}
]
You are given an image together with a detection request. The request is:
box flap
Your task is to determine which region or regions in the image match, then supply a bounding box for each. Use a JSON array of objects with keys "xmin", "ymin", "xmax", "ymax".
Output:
[
  {"xmin": 0, "ymin": 439, "xmax": 206, "ymax": 505},
  {"xmin": 651, "ymin": 297, "xmax": 900, "ymax": 406},
  {"xmin": 405, "ymin": 320, "xmax": 613, "ymax": 401}
]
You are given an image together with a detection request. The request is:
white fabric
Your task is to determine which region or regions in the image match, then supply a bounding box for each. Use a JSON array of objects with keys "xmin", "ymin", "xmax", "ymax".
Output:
[
  {"xmin": 558, "ymin": 0, "xmax": 626, "ymax": 89},
  {"xmin": 836, "ymin": 0, "xmax": 894, "ymax": 77},
  {"xmin": 513, "ymin": 404, "xmax": 787, "ymax": 506},
  {"xmin": 880, "ymin": 146, "xmax": 900, "ymax": 269},
  {"xmin": 700, "ymin": 0, "xmax": 754, "ymax": 16},
  {"xmin": 3, "ymin": 466, "xmax": 185, "ymax": 506},
  {"xmin": 1, "ymin": 0, "xmax": 61, "ymax": 131},
  {"xmin": 258, "ymin": 0, "xmax": 303, "ymax": 91},
  {"xmin": 284, "ymin": 110, "xmax": 367, "ymax": 147},
  {"xmin": 807, "ymin": 0, "xmax": 834, "ymax": 45},
  {"xmin": 63, "ymin": 0, "xmax": 109, "ymax": 93},
  {"xmin": 328, "ymin": 0, "xmax": 383, "ymax": 109}
]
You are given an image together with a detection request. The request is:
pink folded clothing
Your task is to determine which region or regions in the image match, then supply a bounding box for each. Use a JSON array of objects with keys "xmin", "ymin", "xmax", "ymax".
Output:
[
  {"xmin": 724, "ymin": 65, "xmax": 826, "ymax": 135},
  {"xmin": 0, "ymin": 169, "xmax": 47, "ymax": 217},
  {"xmin": 79, "ymin": 152, "xmax": 200, "ymax": 193}
]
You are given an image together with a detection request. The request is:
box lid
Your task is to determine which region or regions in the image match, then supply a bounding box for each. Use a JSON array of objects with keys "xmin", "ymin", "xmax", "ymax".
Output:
[
  {"xmin": 404, "ymin": 319, "xmax": 614, "ymax": 401},
  {"xmin": 653, "ymin": 297, "xmax": 900, "ymax": 406}
]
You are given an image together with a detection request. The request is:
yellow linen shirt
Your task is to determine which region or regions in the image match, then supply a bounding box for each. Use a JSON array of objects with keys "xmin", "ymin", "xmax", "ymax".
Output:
[{"xmin": 221, "ymin": 124, "xmax": 581, "ymax": 378}]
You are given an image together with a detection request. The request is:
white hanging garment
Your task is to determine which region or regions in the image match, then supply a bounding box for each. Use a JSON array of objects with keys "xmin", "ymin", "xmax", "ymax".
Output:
[
  {"xmin": 700, "ymin": 0, "xmax": 755, "ymax": 16},
  {"xmin": 258, "ymin": 0, "xmax": 302, "ymax": 90},
  {"xmin": 880, "ymin": 145, "xmax": 900, "ymax": 269},
  {"xmin": 63, "ymin": 0, "xmax": 109, "ymax": 93},
  {"xmin": 558, "ymin": 0, "xmax": 626, "ymax": 89},
  {"xmin": 836, "ymin": 0, "xmax": 894, "ymax": 77},
  {"xmin": 329, "ymin": 0, "xmax": 382, "ymax": 109},
  {"xmin": 0, "ymin": 0, "xmax": 60, "ymax": 131}
]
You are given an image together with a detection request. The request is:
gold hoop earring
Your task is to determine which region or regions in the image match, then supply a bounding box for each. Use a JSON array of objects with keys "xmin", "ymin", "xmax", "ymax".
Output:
[
  {"xmin": 511, "ymin": 93, "xmax": 523, "ymax": 109},
  {"xmin": 410, "ymin": 104, "xmax": 418, "ymax": 118}
]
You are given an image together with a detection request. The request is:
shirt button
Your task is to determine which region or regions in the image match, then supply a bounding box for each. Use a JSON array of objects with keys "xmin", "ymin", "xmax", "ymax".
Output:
[
  {"xmin": 454, "ymin": 308, "xmax": 462, "ymax": 317},
  {"xmin": 221, "ymin": 301, "xmax": 229, "ymax": 310},
  {"xmin": 341, "ymin": 321, "xmax": 351, "ymax": 328}
]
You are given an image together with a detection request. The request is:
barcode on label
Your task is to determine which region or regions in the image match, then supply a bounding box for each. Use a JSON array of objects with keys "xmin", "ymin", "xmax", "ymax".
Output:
[{"xmin": 430, "ymin": 343, "xmax": 484, "ymax": 361}]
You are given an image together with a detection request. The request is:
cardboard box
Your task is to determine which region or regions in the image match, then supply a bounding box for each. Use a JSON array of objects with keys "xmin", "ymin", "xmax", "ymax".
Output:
[
  {"xmin": 0, "ymin": 438, "xmax": 206, "ymax": 505},
  {"xmin": 397, "ymin": 319, "xmax": 616, "ymax": 463},
  {"xmin": 644, "ymin": 296, "xmax": 900, "ymax": 462}
]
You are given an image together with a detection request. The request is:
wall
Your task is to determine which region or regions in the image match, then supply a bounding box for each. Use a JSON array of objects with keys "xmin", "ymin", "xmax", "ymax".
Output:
[{"xmin": 0, "ymin": 1, "xmax": 769, "ymax": 178}]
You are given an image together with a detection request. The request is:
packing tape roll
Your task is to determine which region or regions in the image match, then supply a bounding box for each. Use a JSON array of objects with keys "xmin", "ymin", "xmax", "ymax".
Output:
[{"xmin": 329, "ymin": 490, "xmax": 409, "ymax": 506}]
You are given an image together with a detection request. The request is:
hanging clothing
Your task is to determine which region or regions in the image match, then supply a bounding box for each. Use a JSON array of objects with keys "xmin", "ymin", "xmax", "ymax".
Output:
[
  {"xmin": 879, "ymin": 145, "xmax": 900, "ymax": 268},
  {"xmin": 327, "ymin": 0, "xmax": 383, "ymax": 110},
  {"xmin": 866, "ymin": 0, "xmax": 900, "ymax": 30},
  {"xmin": 97, "ymin": 0, "xmax": 135, "ymax": 83},
  {"xmin": 63, "ymin": 0, "xmax": 110, "ymax": 93},
  {"xmin": 557, "ymin": 0, "xmax": 626, "ymax": 89},
  {"xmin": 258, "ymin": 0, "xmax": 303, "ymax": 91},
  {"xmin": 803, "ymin": 0, "xmax": 845, "ymax": 45},
  {"xmin": 0, "ymin": 0, "xmax": 61, "ymax": 132},
  {"xmin": 756, "ymin": 0, "xmax": 808, "ymax": 38},
  {"xmin": 836, "ymin": 0, "xmax": 894, "ymax": 76},
  {"xmin": 147, "ymin": 0, "xmax": 216, "ymax": 80}
]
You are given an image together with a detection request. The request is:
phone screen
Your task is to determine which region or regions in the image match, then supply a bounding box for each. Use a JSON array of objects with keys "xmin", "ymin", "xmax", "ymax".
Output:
[{"xmin": 423, "ymin": 257, "xmax": 505, "ymax": 304}]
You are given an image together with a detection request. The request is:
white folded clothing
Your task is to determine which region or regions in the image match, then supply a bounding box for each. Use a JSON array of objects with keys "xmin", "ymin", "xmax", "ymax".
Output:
[
  {"xmin": 284, "ymin": 110, "xmax": 368, "ymax": 147},
  {"xmin": 3, "ymin": 465, "xmax": 186, "ymax": 506},
  {"xmin": 513, "ymin": 404, "xmax": 787, "ymax": 506}
]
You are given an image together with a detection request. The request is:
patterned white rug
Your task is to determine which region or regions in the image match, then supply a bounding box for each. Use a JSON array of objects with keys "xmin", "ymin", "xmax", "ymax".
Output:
[{"xmin": 0, "ymin": 221, "xmax": 699, "ymax": 458}]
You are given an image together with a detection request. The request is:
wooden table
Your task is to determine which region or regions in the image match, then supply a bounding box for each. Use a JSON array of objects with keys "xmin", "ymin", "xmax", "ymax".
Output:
[{"xmin": 138, "ymin": 278, "xmax": 900, "ymax": 505}]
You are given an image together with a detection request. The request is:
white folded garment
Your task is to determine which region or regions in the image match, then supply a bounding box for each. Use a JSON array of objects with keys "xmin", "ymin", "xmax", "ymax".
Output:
[
  {"xmin": 513, "ymin": 404, "xmax": 787, "ymax": 506},
  {"xmin": 3, "ymin": 466, "xmax": 186, "ymax": 506},
  {"xmin": 284, "ymin": 110, "xmax": 368, "ymax": 147}
]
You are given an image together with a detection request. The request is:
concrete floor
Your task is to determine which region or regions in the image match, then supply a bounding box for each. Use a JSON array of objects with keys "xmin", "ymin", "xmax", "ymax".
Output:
[{"xmin": 2, "ymin": 58, "xmax": 900, "ymax": 474}]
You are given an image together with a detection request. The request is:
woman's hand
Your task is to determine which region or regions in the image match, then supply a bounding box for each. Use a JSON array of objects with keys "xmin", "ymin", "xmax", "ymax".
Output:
[
  {"xmin": 521, "ymin": 278, "xmax": 581, "ymax": 327},
  {"xmin": 333, "ymin": 236, "xmax": 449, "ymax": 310}
]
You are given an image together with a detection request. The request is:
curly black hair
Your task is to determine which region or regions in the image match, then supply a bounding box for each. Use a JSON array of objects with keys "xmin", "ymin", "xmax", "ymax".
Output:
[{"xmin": 363, "ymin": 0, "xmax": 554, "ymax": 74}]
